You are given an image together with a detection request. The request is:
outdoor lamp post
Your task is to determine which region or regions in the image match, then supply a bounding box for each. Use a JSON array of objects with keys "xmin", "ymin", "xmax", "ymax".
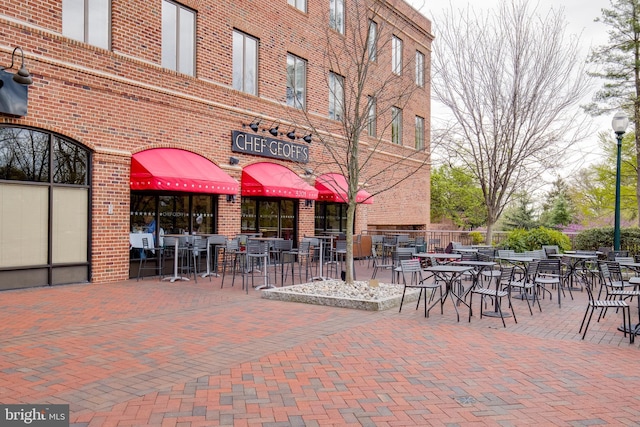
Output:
[{"xmin": 612, "ymin": 111, "xmax": 629, "ymax": 251}]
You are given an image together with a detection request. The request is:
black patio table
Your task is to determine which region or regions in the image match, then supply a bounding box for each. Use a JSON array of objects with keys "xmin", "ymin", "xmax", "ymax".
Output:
[{"xmin": 425, "ymin": 264, "xmax": 474, "ymax": 321}]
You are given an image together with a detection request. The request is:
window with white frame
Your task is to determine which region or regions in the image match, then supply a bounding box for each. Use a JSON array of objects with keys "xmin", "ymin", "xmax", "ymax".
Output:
[
  {"xmin": 288, "ymin": 0, "xmax": 307, "ymax": 13},
  {"xmin": 415, "ymin": 51, "xmax": 425, "ymax": 87},
  {"xmin": 415, "ymin": 116, "xmax": 425, "ymax": 149},
  {"xmin": 368, "ymin": 21, "xmax": 377, "ymax": 62},
  {"xmin": 287, "ymin": 54, "xmax": 307, "ymax": 109},
  {"xmin": 232, "ymin": 30, "xmax": 258, "ymax": 95},
  {"xmin": 391, "ymin": 106, "xmax": 402, "ymax": 144},
  {"xmin": 62, "ymin": 0, "xmax": 111, "ymax": 49},
  {"xmin": 329, "ymin": 72, "xmax": 344, "ymax": 120},
  {"xmin": 367, "ymin": 96, "xmax": 376, "ymax": 136},
  {"xmin": 161, "ymin": 0, "xmax": 196, "ymax": 76},
  {"xmin": 392, "ymin": 35, "xmax": 403, "ymax": 75},
  {"xmin": 330, "ymin": 0, "xmax": 345, "ymax": 34}
]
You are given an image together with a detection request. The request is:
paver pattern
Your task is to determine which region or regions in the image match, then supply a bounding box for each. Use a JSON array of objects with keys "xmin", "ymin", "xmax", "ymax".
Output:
[{"xmin": 1, "ymin": 262, "xmax": 639, "ymax": 426}]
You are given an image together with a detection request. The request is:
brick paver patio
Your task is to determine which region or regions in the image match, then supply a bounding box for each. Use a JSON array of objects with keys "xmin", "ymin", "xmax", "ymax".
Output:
[{"xmin": 1, "ymin": 261, "xmax": 639, "ymax": 426}]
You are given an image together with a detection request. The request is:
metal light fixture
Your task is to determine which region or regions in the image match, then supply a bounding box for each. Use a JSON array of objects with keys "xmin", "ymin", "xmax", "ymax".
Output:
[
  {"xmin": 304, "ymin": 199, "xmax": 314, "ymax": 207},
  {"xmin": 269, "ymin": 125, "xmax": 279, "ymax": 137},
  {"xmin": 303, "ymin": 134, "xmax": 312, "ymax": 143},
  {"xmin": 286, "ymin": 130, "xmax": 297, "ymax": 140},
  {"xmin": 612, "ymin": 110, "xmax": 629, "ymax": 251},
  {"xmin": 229, "ymin": 156, "xmax": 239, "ymax": 165},
  {"xmin": 304, "ymin": 168, "xmax": 313, "ymax": 176},
  {"xmin": 1, "ymin": 47, "xmax": 33, "ymax": 86},
  {"xmin": 242, "ymin": 119, "xmax": 261, "ymax": 132},
  {"xmin": 226, "ymin": 194, "xmax": 236, "ymax": 203}
]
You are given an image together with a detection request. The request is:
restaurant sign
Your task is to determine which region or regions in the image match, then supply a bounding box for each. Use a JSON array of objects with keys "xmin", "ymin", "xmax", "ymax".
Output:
[{"xmin": 232, "ymin": 130, "xmax": 309, "ymax": 163}]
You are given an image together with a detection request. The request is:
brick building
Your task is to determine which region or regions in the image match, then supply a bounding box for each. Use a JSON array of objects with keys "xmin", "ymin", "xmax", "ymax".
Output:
[{"xmin": 0, "ymin": 0, "xmax": 432, "ymax": 289}]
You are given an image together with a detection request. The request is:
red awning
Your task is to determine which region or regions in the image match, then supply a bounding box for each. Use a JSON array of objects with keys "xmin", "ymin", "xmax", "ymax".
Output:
[
  {"xmin": 130, "ymin": 148, "xmax": 238, "ymax": 195},
  {"xmin": 241, "ymin": 162, "xmax": 318, "ymax": 199},
  {"xmin": 315, "ymin": 173, "xmax": 373, "ymax": 204}
]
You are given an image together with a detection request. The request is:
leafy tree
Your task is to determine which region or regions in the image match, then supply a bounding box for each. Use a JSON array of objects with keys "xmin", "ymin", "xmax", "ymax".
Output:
[
  {"xmin": 432, "ymin": 0, "xmax": 590, "ymax": 243},
  {"xmin": 430, "ymin": 165, "xmax": 487, "ymax": 230},
  {"xmin": 539, "ymin": 178, "xmax": 577, "ymax": 228},
  {"xmin": 501, "ymin": 192, "xmax": 538, "ymax": 230},
  {"xmin": 585, "ymin": 0, "xmax": 640, "ymax": 224},
  {"xmin": 568, "ymin": 130, "xmax": 638, "ymax": 225}
]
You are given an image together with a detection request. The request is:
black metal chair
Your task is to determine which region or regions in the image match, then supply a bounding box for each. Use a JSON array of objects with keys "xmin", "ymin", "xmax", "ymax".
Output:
[
  {"xmin": 399, "ymin": 259, "xmax": 442, "ymax": 317},
  {"xmin": 137, "ymin": 236, "xmax": 164, "ymax": 281},
  {"xmin": 469, "ymin": 266, "xmax": 517, "ymax": 327},
  {"xmin": 579, "ymin": 276, "xmax": 634, "ymax": 344}
]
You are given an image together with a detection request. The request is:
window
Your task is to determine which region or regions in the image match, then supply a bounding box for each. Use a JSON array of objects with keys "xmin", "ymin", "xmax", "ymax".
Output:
[
  {"xmin": 367, "ymin": 96, "xmax": 376, "ymax": 136},
  {"xmin": 415, "ymin": 51, "xmax": 425, "ymax": 87},
  {"xmin": 415, "ymin": 116, "xmax": 425, "ymax": 149},
  {"xmin": 0, "ymin": 126, "xmax": 91, "ymax": 289},
  {"xmin": 62, "ymin": 0, "xmax": 110, "ymax": 49},
  {"xmin": 330, "ymin": 0, "xmax": 345, "ymax": 34},
  {"xmin": 368, "ymin": 21, "xmax": 377, "ymax": 62},
  {"xmin": 232, "ymin": 30, "xmax": 258, "ymax": 95},
  {"xmin": 161, "ymin": 0, "xmax": 196, "ymax": 76},
  {"xmin": 329, "ymin": 72, "xmax": 344, "ymax": 120},
  {"xmin": 288, "ymin": 0, "xmax": 307, "ymax": 13},
  {"xmin": 392, "ymin": 35, "xmax": 403, "ymax": 75},
  {"xmin": 391, "ymin": 107, "xmax": 402, "ymax": 144},
  {"xmin": 287, "ymin": 54, "xmax": 307, "ymax": 109}
]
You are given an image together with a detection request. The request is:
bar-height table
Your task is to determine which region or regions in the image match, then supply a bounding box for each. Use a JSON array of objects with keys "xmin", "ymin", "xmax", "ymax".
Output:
[
  {"xmin": 425, "ymin": 264, "xmax": 474, "ymax": 321},
  {"xmin": 161, "ymin": 234, "xmax": 191, "ymax": 283},
  {"xmin": 248, "ymin": 237, "xmax": 282, "ymax": 290}
]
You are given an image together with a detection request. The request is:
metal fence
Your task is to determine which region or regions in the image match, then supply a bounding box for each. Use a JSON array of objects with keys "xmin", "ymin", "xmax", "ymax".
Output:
[{"xmin": 363, "ymin": 229, "xmax": 579, "ymax": 251}]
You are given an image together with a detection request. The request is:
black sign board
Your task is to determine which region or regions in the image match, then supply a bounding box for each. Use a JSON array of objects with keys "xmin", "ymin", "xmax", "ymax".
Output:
[
  {"xmin": 232, "ymin": 130, "xmax": 309, "ymax": 163},
  {"xmin": 0, "ymin": 70, "xmax": 28, "ymax": 117}
]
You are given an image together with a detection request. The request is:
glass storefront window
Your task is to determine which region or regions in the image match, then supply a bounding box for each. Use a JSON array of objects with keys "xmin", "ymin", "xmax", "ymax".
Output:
[
  {"xmin": 130, "ymin": 192, "xmax": 219, "ymax": 260},
  {"xmin": 315, "ymin": 202, "xmax": 350, "ymax": 234},
  {"xmin": 241, "ymin": 198, "xmax": 297, "ymax": 240}
]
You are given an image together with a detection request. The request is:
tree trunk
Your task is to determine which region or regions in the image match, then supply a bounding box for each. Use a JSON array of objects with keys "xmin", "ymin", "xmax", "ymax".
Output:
[{"xmin": 344, "ymin": 201, "xmax": 357, "ymax": 284}]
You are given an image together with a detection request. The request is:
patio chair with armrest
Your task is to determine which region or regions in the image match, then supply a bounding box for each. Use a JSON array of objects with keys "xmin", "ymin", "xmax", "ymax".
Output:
[
  {"xmin": 399, "ymin": 259, "xmax": 443, "ymax": 317},
  {"xmin": 579, "ymin": 276, "xmax": 634, "ymax": 344},
  {"xmin": 503, "ymin": 260, "xmax": 541, "ymax": 315},
  {"xmin": 469, "ymin": 266, "xmax": 517, "ymax": 327}
]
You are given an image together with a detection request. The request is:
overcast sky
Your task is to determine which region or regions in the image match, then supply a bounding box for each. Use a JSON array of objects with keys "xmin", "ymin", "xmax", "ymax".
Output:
[{"xmin": 412, "ymin": 0, "xmax": 614, "ymax": 180}]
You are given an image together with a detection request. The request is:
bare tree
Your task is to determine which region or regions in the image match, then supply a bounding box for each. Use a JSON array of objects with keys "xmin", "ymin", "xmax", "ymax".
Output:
[
  {"xmin": 432, "ymin": 0, "xmax": 591, "ymax": 243},
  {"xmin": 291, "ymin": 0, "xmax": 433, "ymax": 283}
]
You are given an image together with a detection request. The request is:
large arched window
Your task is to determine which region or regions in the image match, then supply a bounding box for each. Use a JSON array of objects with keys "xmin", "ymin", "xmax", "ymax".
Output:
[{"xmin": 0, "ymin": 126, "xmax": 91, "ymax": 290}]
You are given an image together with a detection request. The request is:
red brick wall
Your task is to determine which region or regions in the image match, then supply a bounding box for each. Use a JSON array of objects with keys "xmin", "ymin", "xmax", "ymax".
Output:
[{"xmin": 0, "ymin": 0, "xmax": 432, "ymax": 283}]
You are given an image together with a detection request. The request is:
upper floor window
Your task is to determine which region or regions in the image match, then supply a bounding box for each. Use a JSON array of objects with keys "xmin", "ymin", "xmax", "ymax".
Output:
[
  {"xmin": 367, "ymin": 96, "xmax": 376, "ymax": 136},
  {"xmin": 391, "ymin": 106, "xmax": 402, "ymax": 145},
  {"xmin": 287, "ymin": 54, "xmax": 307, "ymax": 109},
  {"xmin": 392, "ymin": 35, "xmax": 403, "ymax": 75},
  {"xmin": 161, "ymin": 0, "xmax": 196, "ymax": 76},
  {"xmin": 330, "ymin": 0, "xmax": 345, "ymax": 34},
  {"xmin": 415, "ymin": 51, "xmax": 425, "ymax": 87},
  {"xmin": 329, "ymin": 72, "xmax": 344, "ymax": 120},
  {"xmin": 415, "ymin": 116, "xmax": 425, "ymax": 149},
  {"xmin": 288, "ymin": 0, "xmax": 307, "ymax": 13},
  {"xmin": 62, "ymin": 0, "xmax": 110, "ymax": 50},
  {"xmin": 232, "ymin": 30, "xmax": 258, "ymax": 95},
  {"xmin": 368, "ymin": 21, "xmax": 378, "ymax": 62}
]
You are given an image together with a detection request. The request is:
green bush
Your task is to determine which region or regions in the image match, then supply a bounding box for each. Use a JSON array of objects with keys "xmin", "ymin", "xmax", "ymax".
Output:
[
  {"xmin": 503, "ymin": 227, "xmax": 571, "ymax": 252},
  {"xmin": 468, "ymin": 231, "xmax": 484, "ymax": 245},
  {"xmin": 574, "ymin": 227, "xmax": 640, "ymax": 254}
]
